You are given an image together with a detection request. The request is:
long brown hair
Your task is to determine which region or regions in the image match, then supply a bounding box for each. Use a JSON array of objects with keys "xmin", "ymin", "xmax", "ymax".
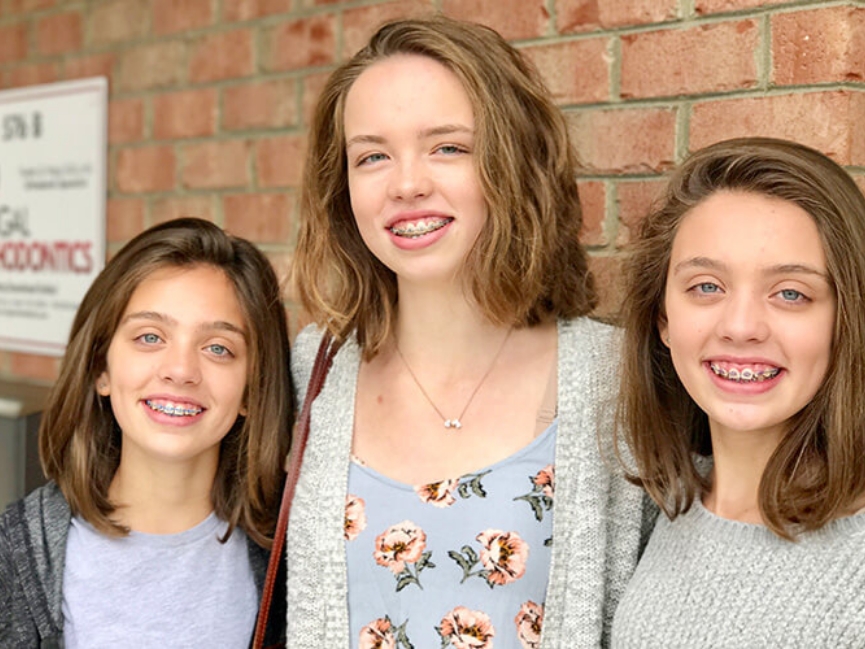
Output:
[
  {"xmin": 292, "ymin": 15, "xmax": 595, "ymax": 358},
  {"xmin": 39, "ymin": 218, "xmax": 293, "ymax": 547},
  {"xmin": 618, "ymin": 137, "xmax": 865, "ymax": 539}
]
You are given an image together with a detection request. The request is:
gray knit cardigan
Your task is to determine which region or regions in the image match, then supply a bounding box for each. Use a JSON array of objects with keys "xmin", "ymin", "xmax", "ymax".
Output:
[{"xmin": 286, "ymin": 317, "xmax": 652, "ymax": 648}]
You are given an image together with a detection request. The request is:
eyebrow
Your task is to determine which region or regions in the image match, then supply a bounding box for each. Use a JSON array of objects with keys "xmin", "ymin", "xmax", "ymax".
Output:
[
  {"xmin": 120, "ymin": 311, "xmax": 248, "ymax": 339},
  {"xmin": 672, "ymin": 257, "xmax": 830, "ymax": 280},
  {"xmin": 345, "ymin": 124, "xmax": 474, "ymax": 148}
]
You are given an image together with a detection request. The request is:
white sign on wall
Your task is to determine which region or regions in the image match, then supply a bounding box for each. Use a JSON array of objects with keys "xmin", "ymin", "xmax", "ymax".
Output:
[{"xmin": 0, "ymin": 77, "xmax": 107, "ymax": 357}]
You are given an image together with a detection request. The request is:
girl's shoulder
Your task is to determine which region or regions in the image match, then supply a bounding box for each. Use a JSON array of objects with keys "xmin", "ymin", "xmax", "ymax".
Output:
[
  {"xmin": 290, "ymin": 325, "xmax": 329, "ymax": 403},
  {"xmin": 558, "ymin": 316, "xmax": 621, "ymax": 369},
  {"xmin": 1, "ymin": 481, "xmax": 68, "ymax": 532}
]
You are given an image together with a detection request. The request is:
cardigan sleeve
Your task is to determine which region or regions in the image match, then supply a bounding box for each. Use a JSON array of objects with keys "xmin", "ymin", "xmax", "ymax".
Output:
[
  {"xmin": 0, "ymin": 505, "xmax": 15, "ymax": 644},
  {"xmin": 290, "ymin": 324, "xmax": 326, "ymax": 406}
]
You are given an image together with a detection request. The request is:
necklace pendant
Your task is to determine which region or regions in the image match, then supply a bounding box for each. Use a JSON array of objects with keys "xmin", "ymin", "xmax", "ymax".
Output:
[{"xmin": 444, "ymin": 419, "xmax": 462, "ymax": 430}]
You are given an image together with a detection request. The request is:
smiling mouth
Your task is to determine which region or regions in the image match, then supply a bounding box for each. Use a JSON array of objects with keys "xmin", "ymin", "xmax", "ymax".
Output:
[
  {"xmin": 145, "ymin": 400, "xmax": 203, "ymax": 417},
  {"xmin": 709, "ymin": 363, "xmax": 780, "ymax": 383},
  {"xmin": 389, "ymin": 217, "xmax": 452, "ymax": 238}
]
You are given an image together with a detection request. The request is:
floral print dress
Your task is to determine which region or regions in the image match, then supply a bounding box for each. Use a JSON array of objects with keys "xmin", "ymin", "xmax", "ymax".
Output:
[{"xmin": 344, "ymin": 421, "xmax": 557, "ymax": 649}]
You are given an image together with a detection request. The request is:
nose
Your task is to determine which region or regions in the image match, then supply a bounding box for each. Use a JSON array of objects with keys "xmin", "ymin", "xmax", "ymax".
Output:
[
  {"xmin": 387, "ymin": 158, "xmax": 433, "ymax": 201},
  {"xmin": 715, "ymin": 292, "xmax": 770, "ymax": 343},
  {"xmin": 157, "ymin": 343, "xmax": 202, "ymax": 385}
]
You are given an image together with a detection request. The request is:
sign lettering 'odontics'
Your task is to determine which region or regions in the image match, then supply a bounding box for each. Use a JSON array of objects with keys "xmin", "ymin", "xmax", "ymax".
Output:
[{"xmin": 0, "ymin": 77, "xmax": 107, "ymax": 356}]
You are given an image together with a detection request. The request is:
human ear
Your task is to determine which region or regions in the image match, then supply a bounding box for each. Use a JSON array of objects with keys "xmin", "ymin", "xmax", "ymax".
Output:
[
  {"xmin": 95, "ymin": 371, "xmax": 110, "ymax": 396},
  {"xmin": 238, "ymin": 387, "xmax": 248, "ymax": 417},
  {"xmin": 658, "ymin": 318, "xmax": 670, "ymax": 348}
]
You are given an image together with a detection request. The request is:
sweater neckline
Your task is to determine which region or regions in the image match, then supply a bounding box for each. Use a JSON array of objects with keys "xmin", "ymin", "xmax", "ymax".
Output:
[{"xmin": 689, "ymin": 497, "xmax": 865, "ymax": 543}]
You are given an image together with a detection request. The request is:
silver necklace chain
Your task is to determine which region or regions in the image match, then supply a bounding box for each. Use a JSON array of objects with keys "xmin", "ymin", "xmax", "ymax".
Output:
[{"xmin": 394, "ymin": 328, "xmax": 513, "ymax": 430}]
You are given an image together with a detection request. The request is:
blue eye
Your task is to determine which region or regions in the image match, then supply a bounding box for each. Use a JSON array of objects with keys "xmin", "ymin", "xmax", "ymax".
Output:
[
  {"xmin": 140, "ymin": 333, "xmax": 161, "ymax": 344},
  {"xmin": 436, "ymin": 144, "xmax": 464, "ymax": 155},
  {"xmin": 358, "ymin": 152, "xmax": 387, "ymax": 166},
  {"xmin": 779, "ymin": 289, "xmax": 804, "ymax": 302},
  {"xmin": 698, "ymin": 283, "xmax": 720, "ymax": 293},
  {"xmin": 208, "ymin": 344, "xmax": 232, "ymax": 357}
]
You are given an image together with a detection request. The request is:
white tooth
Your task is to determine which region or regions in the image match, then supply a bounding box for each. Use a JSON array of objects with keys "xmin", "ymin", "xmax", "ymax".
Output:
[
  {"xmin": 727, "ymin": 369, "xmax": 740, "ymax": 380},
  {"xmin": 146, "ymin": 400, "xmax": 201, "ymax": 417},
  {"xmin": 391, "ymin": 218, "xmax": 448, "ymax": 237},
  {"xmin": 740, "ymin": 368, "xmax": 754, "ymax": 381}
]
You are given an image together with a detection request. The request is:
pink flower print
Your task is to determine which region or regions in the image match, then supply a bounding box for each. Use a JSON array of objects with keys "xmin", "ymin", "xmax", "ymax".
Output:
[
  {"xmin": 358, "ymin": 617, "xmax": 396, "ymax": 649},
  {"xmin": 374, "ymin": 520, "xmax": 427, "ymax": 575},
  {"xmin": 477, "ymin": 529, "xmax": 529, "ymax": 586},
  {"xmin": 533, "ymin": 465, "xmax": 555, "ymax": 499},
  {"xmin": 344, "ymin": 495, "xmax": 367, "ymax": 541},
  {"xmin": 414, "ymin": 480, "xmax": 460, "ymax": 509},
  {"xmin": 514, "ymin": 601, "xmax": 544, "ymax": 649},
  {"xmin": 439, "ymin": 606, "xmax": 495, "ymax": 649},
  {"xmin": 415, "ymin": 478, "xmax": 459, "ymax": 507}
]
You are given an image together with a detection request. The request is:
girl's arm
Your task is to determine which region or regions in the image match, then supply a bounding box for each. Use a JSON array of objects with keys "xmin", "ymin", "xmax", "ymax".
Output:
[{"xmin": 0, "ymin": 509, "xmax": 13, "ymax": 643}]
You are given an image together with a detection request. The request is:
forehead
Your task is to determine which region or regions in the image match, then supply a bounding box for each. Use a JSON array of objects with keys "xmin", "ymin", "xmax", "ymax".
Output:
[
  {"xmin": 670, "ymin": 190, "xmax": 826, "ymax": 268},
  {"xmin": 122, "ymin": 264, "xmax": 244, "ymax": 321},
  {"xmin": 343, "ymin": 54, "xmax": 474, "ymax": 134}
]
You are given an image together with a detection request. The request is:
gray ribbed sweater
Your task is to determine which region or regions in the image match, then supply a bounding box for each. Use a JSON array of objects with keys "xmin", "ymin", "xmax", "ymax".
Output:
[
  {"xmin": 286, "ymin": 318, "xmax": 652, "ymax": 648},
  {"xmin": 612, "ymin": 499, "xmax": 865, "ymax": 648}
]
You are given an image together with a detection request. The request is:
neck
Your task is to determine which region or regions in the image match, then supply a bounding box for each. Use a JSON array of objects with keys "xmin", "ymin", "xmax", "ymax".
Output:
[
  {"xmin": 109, "ymin": 451, "xmax": 218, "ymax": 534},
  {"xmin": 394, "ymin": 279, "xmax": 509, "ymax": 367},
  {"xmin": 704, "ymin": 426, "xmax": 782, "ymax": 524}
]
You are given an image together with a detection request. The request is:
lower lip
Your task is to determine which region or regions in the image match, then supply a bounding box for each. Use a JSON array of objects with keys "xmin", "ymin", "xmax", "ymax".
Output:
[
  {"xmin": 141, "ymin": 401, "xmax": 204, "ymax": 427},
  {"xmin": 387, "ymin": 220, "xmax": 452, "ymax": 251},
  {"xmin": 704, "ymin": 363, "xmax": 782, "ymax": 394}
]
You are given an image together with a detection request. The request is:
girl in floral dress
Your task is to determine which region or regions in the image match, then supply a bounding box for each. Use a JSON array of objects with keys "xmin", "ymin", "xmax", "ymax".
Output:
[{"xmin": 287, "ymin": 16, "xmax": 650, "ymax": 649}]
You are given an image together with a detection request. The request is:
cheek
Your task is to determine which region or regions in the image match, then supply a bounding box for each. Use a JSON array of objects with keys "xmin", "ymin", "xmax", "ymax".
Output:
[{"xmin": 802, "ymin": 316, "xmax": 835, "ymax": 376}]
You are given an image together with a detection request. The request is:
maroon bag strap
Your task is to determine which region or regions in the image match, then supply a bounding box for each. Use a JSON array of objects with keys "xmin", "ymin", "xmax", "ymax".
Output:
[{"xmin": 252, "ymin": 332, "xmax": 338, "ymax": 649}]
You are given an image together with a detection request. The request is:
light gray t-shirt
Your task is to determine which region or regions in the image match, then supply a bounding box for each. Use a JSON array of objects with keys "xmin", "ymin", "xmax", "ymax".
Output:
[{"xmin": 62, "ymin": 512, "xmax": 258, "ymax": 648}]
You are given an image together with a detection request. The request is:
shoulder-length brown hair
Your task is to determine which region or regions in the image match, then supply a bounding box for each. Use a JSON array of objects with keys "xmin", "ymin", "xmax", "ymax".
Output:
[
  {"xmin": 39, "ymin": 218, "xmax": 293, "ymax": 547},
  {"xmin": 292, "ymin": 15, "xmax": 595, "ymax": 358},
  {"xmin": 618, "ymin": 137, "xmax": 865, "ymax": 539}
]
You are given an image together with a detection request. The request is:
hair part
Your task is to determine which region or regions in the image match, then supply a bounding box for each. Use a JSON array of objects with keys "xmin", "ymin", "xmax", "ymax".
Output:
[
  {"xmin": 617, "ymin": 137, "xmax": 865, "ymax": 539},
  {"xmin": 292, "ymin": 15, "xmax": 595, "ymax": 358},
  {"xmin": 39, "ymin": 218, "xmax": 293, "ymax": 547}
]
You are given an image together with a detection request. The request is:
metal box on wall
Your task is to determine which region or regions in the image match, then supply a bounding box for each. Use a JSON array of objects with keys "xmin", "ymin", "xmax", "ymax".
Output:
[{"xmin": 0, "ymin": 381, "xmax": 49, "ymax": 512}]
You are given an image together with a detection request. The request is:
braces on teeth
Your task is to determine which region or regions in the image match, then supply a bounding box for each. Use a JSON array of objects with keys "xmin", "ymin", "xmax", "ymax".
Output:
[
  {"xmin": 389, "ymin": 219, "xmax": 449, "ymax": 238},
  {"xmin": 146, "ymin": 400, "xmax": 202, "ymax": 416},
  {"xmin": 710, "ymin": 364, "xmax": 779, "ymax": 382}
]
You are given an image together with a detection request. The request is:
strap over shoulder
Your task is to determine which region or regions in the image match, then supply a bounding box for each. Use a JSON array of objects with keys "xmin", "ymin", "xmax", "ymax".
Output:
[{"xmin": 252, "ymin": 332, "xmax": 340, "ymax": 649}]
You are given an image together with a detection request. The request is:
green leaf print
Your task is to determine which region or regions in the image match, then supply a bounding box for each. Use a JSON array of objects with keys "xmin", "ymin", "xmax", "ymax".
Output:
[
  {"xmin": 393, "ymin": 550, "xmax": 434, "ymax": 592},
  {"xmin": 513, "ymin": 471, "xmax": 554, "ymax": 522},
  {"xmin": 448, "ymin": 545, "xmax": 491, "ymax": 585},
  {"xmin": 394, "ymin": 620, "xmax": 415, "ymax": 649}
]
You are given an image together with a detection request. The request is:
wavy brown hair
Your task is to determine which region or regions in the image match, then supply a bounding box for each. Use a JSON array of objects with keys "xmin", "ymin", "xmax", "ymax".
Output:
[
  {"xmin": 39, "ymin": 218, "xmax": 293, "ymax": 547},
  {"xmin": 292, "ymin": 15, "xmax": 595, "ymax": 358},
  {"xmin": 617, "ymin": 137, "xmax": 865, "ymax": 540}
]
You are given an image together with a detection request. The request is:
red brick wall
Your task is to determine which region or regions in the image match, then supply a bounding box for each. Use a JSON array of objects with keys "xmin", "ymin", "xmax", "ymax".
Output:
[{"xmin": 1, "ymin": 0, "xmax": 862, "ymax": 384}]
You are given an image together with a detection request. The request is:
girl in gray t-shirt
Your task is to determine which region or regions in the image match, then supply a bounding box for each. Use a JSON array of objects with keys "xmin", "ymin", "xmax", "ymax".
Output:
[{"xmin": 0, "ymin": 218, "xmax": 292, "ymax": 648}]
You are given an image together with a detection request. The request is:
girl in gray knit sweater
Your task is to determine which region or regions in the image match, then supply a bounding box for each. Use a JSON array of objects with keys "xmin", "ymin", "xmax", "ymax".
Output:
[{"xmin": 614, "ymin": 138, "xmax": 865, "ymax": 648}]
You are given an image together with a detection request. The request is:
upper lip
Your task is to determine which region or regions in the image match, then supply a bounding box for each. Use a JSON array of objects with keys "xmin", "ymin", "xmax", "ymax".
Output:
[
  {"xmin": 143, "ymin": 394, "xmax": 205, "ymax": 409},
  {"xmin": 384, "ymin": 211, "xmax": 452, "ymax": 229},
  {"xmin": 705, "ymin": 355, "xmax": 783, "ymax": 368}
]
